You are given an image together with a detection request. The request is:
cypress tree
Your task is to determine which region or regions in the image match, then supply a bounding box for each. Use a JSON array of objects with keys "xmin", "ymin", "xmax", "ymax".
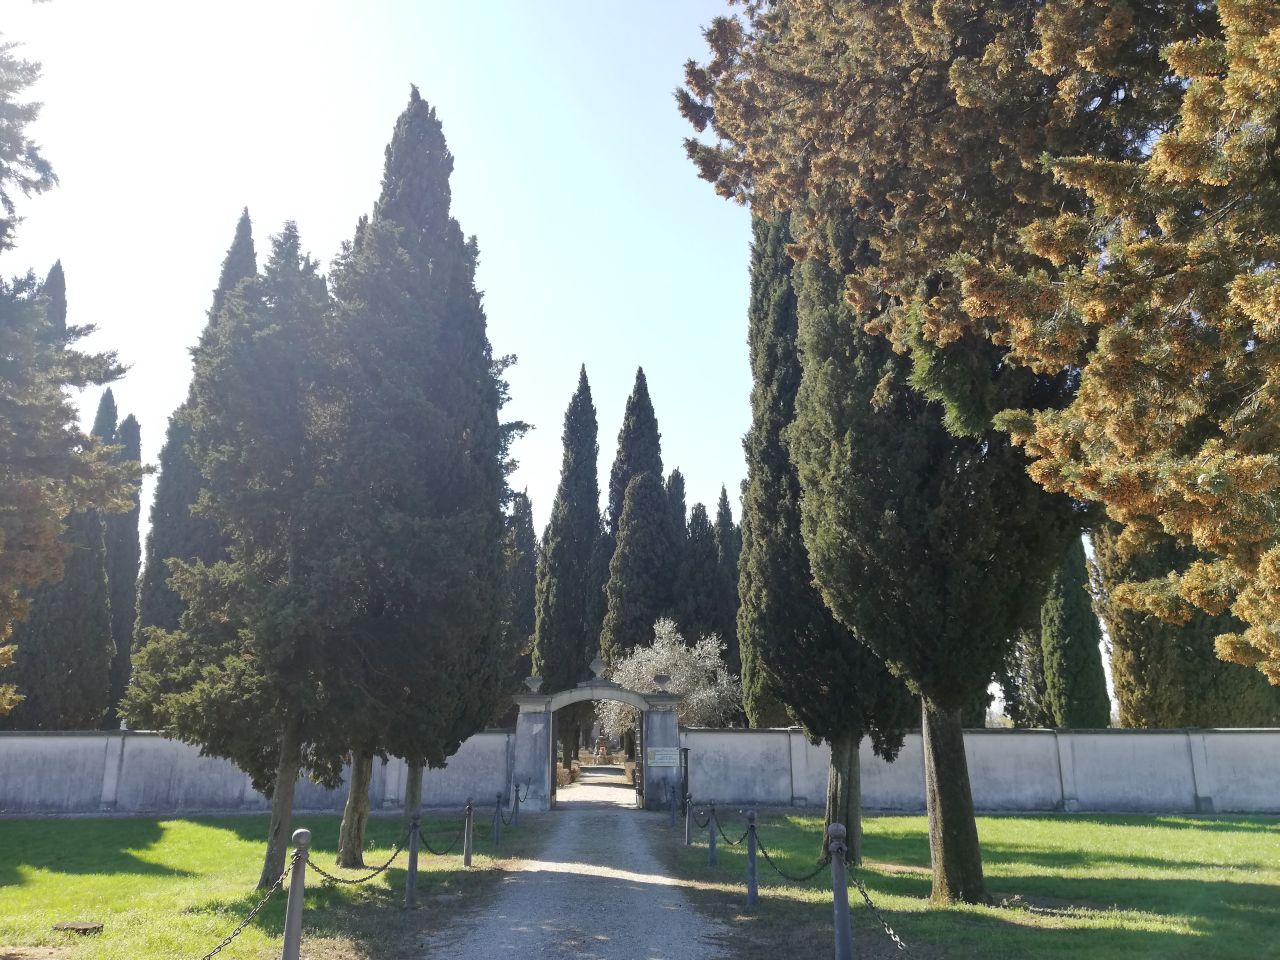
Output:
[
  {"xmin": 136, "ymin": 210, "xmax": 255, "ymax": 638},
  {"xmin": 600, "ymin": 472, "xmax": 674, "ymax": 666},
  {"xmin": 1093, "ymin": 526, "xmax": 1280, "ymax": 727},
  {"xmin": 673, "ymin": 503, "xmax": 720, "ymax": 644},
  {"xmin": 90, "ymin": 394, "xmax": 141, "ymax": 729},
  {"xmin": 326, "ymin": 90, "xmax": 513, "ymax": 856},
  {"xmin": 1040, "ymin": 538, "xmax": 1110, "ymax": 728},
  {"xmin": 532, "ymin": 367, "xmax": 603, "ymax": 696},
  {"xmin": 606, "ymin": 368, "xmax": 663, "ymax": 534},
  {"xmin": 787, "ymin": 217, "xmax": 1073, "ymax": 903},
  {"xmin": 508, "ymin": 491, "xmax": 537, "ymax": 656},
  {"xmin": 712, "ymin": 486, "xmax": 742, "ymax": 675},
  {"xmin": 737, "ymin": 215, "xmax": 913, "ymax": 859},
  {"xmin": 5, "ymin": 509, "xmax": 113, "ymax": 729},
  {"xmin": 1001, "ymin": 629, "xmax": 1055, "ymax": 729}
]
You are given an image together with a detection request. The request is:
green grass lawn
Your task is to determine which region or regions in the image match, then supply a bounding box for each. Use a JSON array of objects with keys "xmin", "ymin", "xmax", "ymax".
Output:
[
  {"xmin": 0, "ymin": 810, "xmax": 546, "ymax": 960},
  {"xmin": 654, "ymin": 811, "xmax": 1280, "ymax": 960}
]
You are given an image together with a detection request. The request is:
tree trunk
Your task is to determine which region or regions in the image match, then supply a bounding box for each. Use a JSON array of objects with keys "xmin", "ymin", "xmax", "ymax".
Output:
[
  {"xmin": 823, "ymin": 730, "xmax": 862, "ymax": 864},
  {"xmin": 337, "ymin": 751, "xmax": 374, "ymax": 868},
  {"xmin": 921, "ymin": 698, "xmax": 987, "ymax": 904},
  {"xmin": 623, "ymin": 728, "xmax": 636, "ymax": 760},
  {"xmin": 560, "ymin": 724, "xmax": 575, "ymax": 770},
  {"xmin": 401, "ymin": 760, "xmax": 423, "ymax": 835},
  {"xmin": 258, "ymin": 712, "xmax": 302, "ymax": 890}
]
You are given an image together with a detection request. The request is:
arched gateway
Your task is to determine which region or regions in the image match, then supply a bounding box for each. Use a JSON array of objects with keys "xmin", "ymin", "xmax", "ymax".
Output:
[{"xmin": 511, "ymin": 662, "xmax": 682, "ymax": 812}]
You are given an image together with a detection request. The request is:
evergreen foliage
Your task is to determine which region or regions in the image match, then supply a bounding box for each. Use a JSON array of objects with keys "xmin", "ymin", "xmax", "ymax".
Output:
[
  {"xmin": 786, "ymin": 219, "xmax": 1072, "ymax": 903},
  {"xmin": 673, "ymin": 503, "xmax": 720, "ymax": 645},
  {"xmin": 712, "ymin": 485, "xmax": 741, "ymax": 674},
  {"xmin": 1093, "ymin": 525, "xmax": 1280, "ymax": 727},
  {"xmin": 532, "ymin": 369, "xmax": 603, "ymax": 693},
  {"xmin": 136, "ymin": 211, "xmax": 255, "ymax": 638},
  {"xmin": 507, "ymin": 491, "xmax": 537, "ymax": 652},
  {"xmin": 1001, "ymin": 630, "xmax": 1054, "ymax": 729},
  {"xmin": 736, "ymin": 216, "xmax": 913, "ymax": 856},
  {"xmin": 0, "ymin": 40, "xmax": 56, "ymax": 253},
  {"xmin": 89, "ymin": 393, "xmax": 142, "ymax": 728},
  {"xmin": 5, "ymin": 509, "xmax": 113, "ymax": 729},
  {"xmin": 666, "ymin": 468, "xmax": 688, "ymax": 568},
  {"xmin": 1040, "ymin": 538, "xmax": 1110, "ymax": 728},
  {"xmin": 600, "ymin": 472, "xmax": 674, "ymax": 666},
  {"xmin": 0, "ymin": 261, "xmax": 133, "ymax": 697},
  {"xmin": 606, "ymin": 368, "xmax": 663, "ymax": 534}
]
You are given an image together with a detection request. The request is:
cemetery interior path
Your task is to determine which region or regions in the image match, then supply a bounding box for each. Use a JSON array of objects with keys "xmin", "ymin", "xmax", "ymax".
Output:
[{"xmin": 416, "ymin": 769, "xmax": 726, "ymax": 960}]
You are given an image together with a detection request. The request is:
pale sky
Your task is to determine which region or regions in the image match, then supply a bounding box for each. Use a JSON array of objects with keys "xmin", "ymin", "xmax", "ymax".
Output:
[{"xmin": 2, "ymin": 1, "xmax": 751, "ymax": 537}]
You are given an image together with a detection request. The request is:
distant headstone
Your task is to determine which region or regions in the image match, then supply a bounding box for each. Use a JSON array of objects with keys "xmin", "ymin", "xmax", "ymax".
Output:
[{"xmin": 53, "ymin": 920, "xmax": 103, "ymax": 935}]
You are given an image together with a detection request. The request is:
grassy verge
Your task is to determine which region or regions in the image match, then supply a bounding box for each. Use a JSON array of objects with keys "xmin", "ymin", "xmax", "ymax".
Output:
[
  {"xmin": 650, "ymin": 810, "xmax": 1280, "ymax": 960},
  {"xmin": 0, "ymin": 808, "xmax": 547, "ymax": 960}
]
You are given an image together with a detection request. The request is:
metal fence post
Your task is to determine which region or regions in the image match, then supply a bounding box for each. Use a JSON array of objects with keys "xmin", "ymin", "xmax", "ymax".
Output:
[
  {"xmin": 463, "ymin": 798, "xmax": 474, "ymax": 868},
  {"xmin": 670, "ymin": 785, "xmax": 678, "ymax": 827},
  {"xmin": 280, "ymin": 828, "xmax": 310, "ymax": 960},
  {"xmin": 512, "ymin": 782, "xmax": 520, "ymax": 827},
  {"xmin": 746, "ymin": 810, "xmax": 758, "ymax": 906},
  {"xmin": 708, "ymin": 801, "xmax": 717, "ymax": 867},
  {"xmin": 828, "ymin": 822, "xmax": 854, "ymax": 960},
  {"xmin": 404, "ymin": 814, "xmax": 420, "ymax": 909},
  {"xmin": 494, "ymin": 792, "xmax": 503, "ymax": 846},
  {"xmin": 684, "ymin": 794, "xmax": 692, "ymax": 846}
]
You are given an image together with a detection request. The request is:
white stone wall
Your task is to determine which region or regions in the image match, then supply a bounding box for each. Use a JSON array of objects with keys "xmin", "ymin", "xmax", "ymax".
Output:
[{"xmin": 2, "ymin": 727, "xmax": 1277, "ymax": 816}]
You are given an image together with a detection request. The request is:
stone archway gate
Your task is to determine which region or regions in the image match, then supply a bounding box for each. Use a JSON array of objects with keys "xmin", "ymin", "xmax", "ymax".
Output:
[{"xmin": 512, "ymin": 674, "xmax": 681, "ymax": 811}]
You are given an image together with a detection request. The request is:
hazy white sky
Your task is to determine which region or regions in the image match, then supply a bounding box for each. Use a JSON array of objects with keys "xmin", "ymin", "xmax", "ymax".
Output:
[{"xmin": 3, "ymin": 1, "xmax": 750, "ymax": 536}]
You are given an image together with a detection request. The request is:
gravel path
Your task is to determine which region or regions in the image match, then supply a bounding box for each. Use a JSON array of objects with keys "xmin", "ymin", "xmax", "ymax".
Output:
[{"xmin": 418, "ymin": 770, "xmax": 725, "ymax": 960}]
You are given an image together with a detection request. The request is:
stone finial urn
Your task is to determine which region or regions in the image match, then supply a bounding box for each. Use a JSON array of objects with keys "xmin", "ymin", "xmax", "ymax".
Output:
[
  {"xmin": 652, "ymin": 673, "xmax": 671, "ymax": 692},
  {"xmin": 523, "ymin": 675, "xmax": 544, "ymax": 694}
]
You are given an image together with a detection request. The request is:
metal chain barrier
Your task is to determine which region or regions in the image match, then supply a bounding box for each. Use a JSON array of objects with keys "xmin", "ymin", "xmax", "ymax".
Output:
[
  {"xmin": 418, "ymin": 820, "xmax": 467, "ymax": 856},
  {"xmin": 515, "ymin": 784, "xmax": 529, "ymax": 803},
  {"xmin": 196, "ymin": 851, "xmax": 293, "ymax": 960},
  {"xmin": 849, "ymin": 862, "xmax": 909, "ymax": 951},
  {"xmin": 716, "ymin": 815, "xmax": 750, "ymax": 847},
  {"xmin": 754, "ymin": 832, "xmax": 833, "ymax": 884},
  {"xmin": 498, "ymin": 801, "xmax": 516, "ymax": 827},
  {"xmin": 693, "ymin": 810, "xmax": 711, "ymax": 829},
  {"xmin": 309, "ymin": 829, "xmax": 410, "ymax": 886}
]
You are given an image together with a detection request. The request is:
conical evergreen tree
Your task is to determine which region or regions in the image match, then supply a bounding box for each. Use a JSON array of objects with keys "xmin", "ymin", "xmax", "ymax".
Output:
[
  {"xmin": 600, "ymin": 472, "xmax": 674, "ymax": 666},
  {"xmin": 533, "ymin": 369, "xmax": 603, "ymax": 692},
  {"xmin": 136, "ymin": 210, "xmax": 255, "ymax": 639},
  {"xmin": 737, "ymin": 215, "xmax": 913, "ymax": 858},
  {"xmin": 1001, "ymin": 628, "xmax": 1054, "ymax": 728},
  {"xmin": 508, "ymin": 491, "xmax": 537, "ymax": 653},
  {"xmin": 788, "ymin": 215, "xmax": 1074, "ymax": 902},
  {"xmin": 92, "ymin": 393, "xmax": 141, "ymax": 728},
  {"xmin": 607, "ymin": 368, "xmax": 663, "ymax": 534},
  {"xmin": 1092, "ymin": 526, "xmax": 1280, "ymax": 727},
  {"xmin": 1040, "ymin": 538, "xmax": 1110, "ymax": 728},
  {"xmin": 5, "ymin": 509, "xmax": 113, "ymax": 729},
  {"xmin": 667, "ymin": 468, "xmax": 688, "ymax": 571},
  {"xmin": 712, "ymin": 486, "xmax": 742, "ymax": 675},
  {"xmin": 674, "ymin": 503, "xmax": 720, "ymax": 644}
]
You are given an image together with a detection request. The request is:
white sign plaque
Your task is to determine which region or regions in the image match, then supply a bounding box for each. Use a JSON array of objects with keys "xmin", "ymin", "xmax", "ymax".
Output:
[{"xmin": 647, "ymin": 747, "xmax": 680, "ymax": 767}]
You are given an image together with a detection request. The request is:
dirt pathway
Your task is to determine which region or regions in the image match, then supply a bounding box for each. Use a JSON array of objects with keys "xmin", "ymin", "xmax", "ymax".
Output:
[{"xmin": 417, "ymin": 772, "xmax": 725, "ymax": 960}]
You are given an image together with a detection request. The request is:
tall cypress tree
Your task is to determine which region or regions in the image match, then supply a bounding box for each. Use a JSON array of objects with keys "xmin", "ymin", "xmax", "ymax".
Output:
[
  {"xmin": 5, "ymin": 509, "xmax": 113, "ymax": 729},
  {"xmin": 91, "ymin": 392, "xmax": 142, "ymax": 729},
  {"xmin": 737, "ymin": 216, "xmax": 913, "ymax": 858},
  {"xmin": 788, "ymin": 216, "xmax": 1073, "ymax": 902},
  {"xmin": 507, "ymin": 491, "xmax": 537, "ymax": 655},
  {"xmin": 712, "ymin": 486, "xmax": 742, "ymax": 675},
  {"xmin": 326, "ymin": 89, "xmax": 513, "ymax": 857},
  {"xmin": 667, "ymin": 468, "xmax": 687, "ymax": 562},
  {"xmin": 607, "ymin": 368, "xmax": 663, "ymax": 534},
  {"xmin": 1092, "ymin": 526, "xmax": 1280, "ymax": 727},
  {"xmin": 600, "ymin": 472, "xmax": 674, "ymax": 666},
  {"xmin": 674, "ymin": 503, "xmax": 720, "ymax": 644},
  {"xmin": 533, "ymin": 368, "xmax": 603, "ymax": 692},
  {"xmin": 136, "ymin": 210, "xmax": 255, "ymax": 639},
  {"xmin": 1040, "ymin": 538, "xmax": 1110, "ymax": 728}
]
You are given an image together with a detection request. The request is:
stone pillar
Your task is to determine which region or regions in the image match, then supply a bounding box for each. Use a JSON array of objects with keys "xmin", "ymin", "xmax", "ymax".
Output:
[
  {"xmin": 513, "ymin": 696, "xmax": 552, "ymax": 811},
  {"xmin": 642, "ymin": 697, "xmax": 681, "ymax": 810}
]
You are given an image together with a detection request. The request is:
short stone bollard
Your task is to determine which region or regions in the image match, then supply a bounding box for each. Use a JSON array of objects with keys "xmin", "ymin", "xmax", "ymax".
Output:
[
  {"xmin": 404, "ymin": 813, "xmax": 420, "ymax": 909},
  {"xmin": 684, "ymin": 794, "xmax": 692, "ymax": 846},
  {"xmin": 746, "ymin": 810, "xmax": 758, "ymax": 906},
  {"xmin": 707, "ymin": 801, "xmax": 717, "ymax": 867},
  {"xmin": 281, "ymin": 828, "xmax": 310, "ymax": 960},
  {"xmin": 493, "ymin": 792, "xmax": 503, "ymax": 846},
  {"xmin": 463, "ymin": 798, "xmax": 474, "ymax": 868},
  {"xmin": 828, "ymin": 823, "xmax": 854, "ymax": 960}
]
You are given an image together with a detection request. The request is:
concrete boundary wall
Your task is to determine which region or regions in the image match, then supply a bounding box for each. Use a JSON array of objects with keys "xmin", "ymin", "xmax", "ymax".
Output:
[
  {"xmin": 681, "ymin": 728, "xmax": 1280, "ymax": 814},
  {"xmin": 0, "ymin": 730, "xmax": 513, "ymax": 816},
  {"xmin": 2, "ymin": 727, "xmax": 1277, "ymax": 816}
]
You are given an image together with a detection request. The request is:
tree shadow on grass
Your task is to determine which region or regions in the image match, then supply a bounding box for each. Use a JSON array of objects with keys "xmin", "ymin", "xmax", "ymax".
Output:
[{"xmin": 0, "ymin": 819, "xmax": 194, "ymax": 887}]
